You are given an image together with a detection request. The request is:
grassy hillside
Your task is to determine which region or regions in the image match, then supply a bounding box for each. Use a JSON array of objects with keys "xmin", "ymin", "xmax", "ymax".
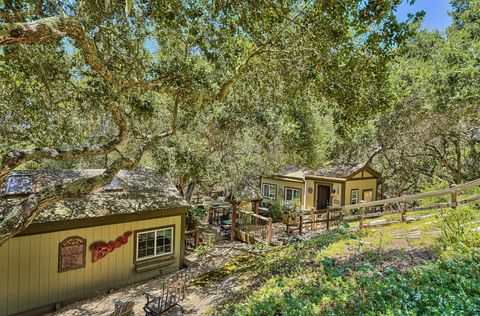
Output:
[{"xmin": 202, "ymin": 206, "xmax": 480, "ymax": 315}]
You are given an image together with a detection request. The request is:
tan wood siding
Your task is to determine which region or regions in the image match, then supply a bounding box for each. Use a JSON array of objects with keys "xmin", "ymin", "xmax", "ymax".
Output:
[
  {"xmin": 261, "ymin": 177, "xmax": 304, "ymax": 205},
  {"xmin": 0, "ymin": 215, "xmax": 182, "ymax": 316},
  {"xmin": 345, "ymin": 178, "xmax": 378, "ymax": 205}
]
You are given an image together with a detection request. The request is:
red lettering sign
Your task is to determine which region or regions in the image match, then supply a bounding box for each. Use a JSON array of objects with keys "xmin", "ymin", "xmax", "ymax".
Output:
[{"xmin": 90, "ymin": 231, "xmax": 132, "ymax": 263}]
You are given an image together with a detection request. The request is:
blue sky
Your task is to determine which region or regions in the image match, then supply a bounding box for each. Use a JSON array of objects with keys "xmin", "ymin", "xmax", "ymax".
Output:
[{"xmin": 395, "ymin": 0, "xmax": 452, "ymax": 31}]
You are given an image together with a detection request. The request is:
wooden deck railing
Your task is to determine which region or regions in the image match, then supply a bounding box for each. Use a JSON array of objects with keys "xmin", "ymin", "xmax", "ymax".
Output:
[{"xmin": 232, "ymin": 209, "xmax": 273, "ymax": 245}]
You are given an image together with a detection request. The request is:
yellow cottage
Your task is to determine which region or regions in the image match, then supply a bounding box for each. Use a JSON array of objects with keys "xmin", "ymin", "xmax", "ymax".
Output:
[
  {"xmin": 261, "ymin": 164, "xmax": 383, "ymax": 210},
  {"xmin": 0, "ymin": 168, "xmax": 188, "ymax": 316}
]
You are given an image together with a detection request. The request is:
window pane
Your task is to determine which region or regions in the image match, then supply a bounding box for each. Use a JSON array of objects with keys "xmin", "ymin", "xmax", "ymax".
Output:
[
  {"xmin": 156, "ymin": 228, "xmax": 173, "ymax": 255},
  {"xmin": 270, "ymin": 186, "xmax": 276, "ymax": 199},
  {"xmin": 286, "ymin": 189, "xmax": 292, "ymax": 201},
  {"xmin": 351, "ymin": 190, "xmax": 359, "ymax": 204},
  {"xmin": 293, "ymin": 190, "xmax": 301, "ymax": 200},
  {"xmin": 138, "ymin": 232, "xmax": 155, "ymax": 259},
  {"xmin": 138, "ymin": 229, "xmax": 173, "ymax": 260}
]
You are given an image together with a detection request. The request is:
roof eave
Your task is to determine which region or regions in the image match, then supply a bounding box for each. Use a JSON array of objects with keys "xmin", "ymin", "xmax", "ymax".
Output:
[{"xmin": 305, "ymin": 175, "xmax": 346, "ymax": 182}]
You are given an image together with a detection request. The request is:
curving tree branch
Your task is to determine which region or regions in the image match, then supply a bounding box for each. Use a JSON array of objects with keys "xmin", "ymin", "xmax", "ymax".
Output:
[
  {"xmin": 0, "ymin": 100, "xmax": 127, "ymax": 185},
  {"xmin": 0, "ymin": 15, "xmax": 117, "ymax": 85},
  {"xmin": 216, "ymin": 48, "xmax": 265, "ymax": 101},
  {"xmin": 136, "ymin": 93, "xmax": 180, "ymax": 159}
]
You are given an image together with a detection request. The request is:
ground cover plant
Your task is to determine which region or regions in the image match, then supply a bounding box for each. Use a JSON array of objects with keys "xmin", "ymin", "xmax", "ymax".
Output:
[{"xmin": 208, "ymin": 206, "xmax": 480, "ymax": 316}]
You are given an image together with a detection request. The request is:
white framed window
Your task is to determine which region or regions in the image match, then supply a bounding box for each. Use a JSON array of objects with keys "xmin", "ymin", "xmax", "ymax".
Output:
[
  {"xmin": 285, "ymin": 187, "xmax": 301, "ymax": 204},
  {"xmin": 262, "ymin": 183, "xmax": 277, "ymax": 200},
  {"xmin": 351, "ymin": 189, "xmax": 359, "ymax": 204},
  {"xmin": 136, "ymin": 227, "xmax": 173, "ymax": 261}
]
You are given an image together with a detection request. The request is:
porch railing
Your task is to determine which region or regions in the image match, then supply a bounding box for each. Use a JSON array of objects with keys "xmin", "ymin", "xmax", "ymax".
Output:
[{"xmin": 232, "ymin": 209, "xmax": 273, "ymax": 245}]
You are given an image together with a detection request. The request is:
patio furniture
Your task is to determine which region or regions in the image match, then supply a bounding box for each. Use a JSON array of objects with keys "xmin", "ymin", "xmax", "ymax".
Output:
[
  {"xmin": 111, "ymin": 300, "xmax": 134, "ymax": 316},
  {"xmin": 143, "ymin": 271, "xmax": 186, "ymax": 316},
  {"xmin": 219, "ymin": 214, "xmax": 231, "ymax": 236},
  {"xmin": 258, "ymin": 206, "xmax": 270, "ymax": 217}
]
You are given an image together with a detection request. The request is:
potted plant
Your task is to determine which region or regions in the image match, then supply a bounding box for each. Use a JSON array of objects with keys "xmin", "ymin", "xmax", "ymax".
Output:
[
  {"xmin": 269, "ymin": 201, "xmax": 284, "ymax": 221},
  {"xmin": 282, "ymin": 198, "xmax": 301, "ymax": 225}
]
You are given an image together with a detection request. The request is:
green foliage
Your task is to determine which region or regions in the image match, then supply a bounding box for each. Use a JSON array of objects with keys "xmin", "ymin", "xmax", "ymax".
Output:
[
  {"xmin": 419, "ymin": 178, "xmax": 450, "ymax": 206},
  {"xmin": 195, "ymin": 235, "xmax": 215, "ymax": 256},
  {"xmin": 269, "ymin": 201, "xmax": 285, "ymax": 219},
  {"xmin": 226, "ymin": 230, "xmax": 480, "ymax": 316},
  {"xmin": 1, "ymin": 0, "xmax": 416, "ymax": 174},
  {"xmin": 188, "ymin": 205, "xmax": 207, "ymax": 221},
  {"xmin": 285, "ymin": 198, "xmax": 302, "ymax": 215},
  {"xmin": 438, "ymin": 206, "xmax": 480, "ymax": 249}
]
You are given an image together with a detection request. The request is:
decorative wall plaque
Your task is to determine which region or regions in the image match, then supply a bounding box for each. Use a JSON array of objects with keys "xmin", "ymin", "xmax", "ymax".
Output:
[{"xmin": 58, "ymin": 236, "xmax": 86, "ymax": 272}]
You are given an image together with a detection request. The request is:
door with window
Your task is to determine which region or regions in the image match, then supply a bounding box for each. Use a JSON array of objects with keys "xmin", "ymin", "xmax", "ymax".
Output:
[{"xmin": 316, "ymin": 185, "xmax": 331, "ymax": 210}]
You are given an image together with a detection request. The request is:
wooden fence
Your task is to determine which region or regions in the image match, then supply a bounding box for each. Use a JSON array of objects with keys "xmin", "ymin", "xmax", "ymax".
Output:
[
  {"xmin": 335, "ymin": 178, "xmax": 480, "ymax": 212},
  {"xmin": 232, "ymin": 209, "xmax": 273, "ymax": 245},
  {"xmin": 284, "ymin": 177, "xmax": 480, "ymax": 234}
]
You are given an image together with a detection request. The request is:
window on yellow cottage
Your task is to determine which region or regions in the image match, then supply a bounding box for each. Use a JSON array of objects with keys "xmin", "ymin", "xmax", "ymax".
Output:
[
  {"xmin": 285, "ymin": 187, "xmax": 301, "ymax": 204},
  {"xmin": 136, "ymin": 227, "xmax": 173, "ymax": 261},
  {"xmin": 262, "ymin": 183, "xmax": 277, "ymax": 200},
  {"xmin": 351, "ymin": 189, "xmax": 359, "ymax": 204}
]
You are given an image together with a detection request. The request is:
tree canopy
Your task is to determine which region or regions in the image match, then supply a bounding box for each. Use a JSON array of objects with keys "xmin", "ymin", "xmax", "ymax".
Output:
[
  {"xmin": 333, "ymin": 0, "xmax": 480, "ymax": 195},
  {"xmin": 0, "ymin": 0, "xmax": 416, "ymax": 245}
]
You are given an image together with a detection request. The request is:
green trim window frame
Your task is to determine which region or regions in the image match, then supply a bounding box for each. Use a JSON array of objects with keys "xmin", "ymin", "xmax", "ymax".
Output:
[
  {"xmin": 351, "ymin": 189, "xmax": 359, "ymax": 205},
  {"xmin": 262, "ymin": 183, "xmax": 277, "ymax": 200},
  {"xmin": 136, "ymin": 227, "xmax": 174, "ymax": 261},
  {"xmin": 285, "ymin": 187, "xmax": 302, "ymax": 204}
]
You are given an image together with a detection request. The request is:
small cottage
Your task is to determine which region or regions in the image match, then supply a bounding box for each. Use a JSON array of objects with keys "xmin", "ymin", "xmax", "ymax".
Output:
[
  {"xmin": 0, "ymin": 168, "xmax": 188, "ymax": 316},
  {"xmin": 261, "ymin": 164, "xmax": 382, "ymax": 210}
]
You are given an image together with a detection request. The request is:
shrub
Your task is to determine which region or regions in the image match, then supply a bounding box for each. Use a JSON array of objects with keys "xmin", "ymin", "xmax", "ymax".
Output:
[
  {"xmin": 270, "ymin": 201, "xmax": 285, "ymax": 219},
  {"xmin": 438, "ymin": 206, "xmax": 479, "ymax": 249}
]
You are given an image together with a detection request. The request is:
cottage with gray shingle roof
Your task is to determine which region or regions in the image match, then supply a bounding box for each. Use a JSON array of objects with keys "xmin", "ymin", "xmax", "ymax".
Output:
[{"xmin": 0, "ymin": 167, "xmax": 188, "ymax": 316}]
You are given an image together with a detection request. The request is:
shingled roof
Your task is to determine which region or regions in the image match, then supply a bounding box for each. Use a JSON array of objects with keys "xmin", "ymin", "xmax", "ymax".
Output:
[
  {"xmin": 277, "ymin": 163, "xmax": 379, "ymax": 180},
  {"xmin": 0, "ymin": 167, "xmax": 188, "ymax": 224}
]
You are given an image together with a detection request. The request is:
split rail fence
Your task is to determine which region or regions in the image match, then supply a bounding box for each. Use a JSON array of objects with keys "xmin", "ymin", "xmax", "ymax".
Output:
[{"xmin": 286, "ymin": 178, "xmax": 480, "ymax": 234}]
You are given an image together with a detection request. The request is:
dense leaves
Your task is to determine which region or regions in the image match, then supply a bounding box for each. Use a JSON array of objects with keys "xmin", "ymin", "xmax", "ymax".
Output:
[{"xmin": 333, "ymin": 0, "xmax": 480, "ymax": 196}]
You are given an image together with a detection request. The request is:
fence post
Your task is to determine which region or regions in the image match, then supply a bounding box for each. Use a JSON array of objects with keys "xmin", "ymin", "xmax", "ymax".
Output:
[
  {"xmin": 299, "ymin": 214, "xmax": 303, "ymax": 234},
  {"xmin": 266, "ymin": 218, "xmax": 272, "ymax": 245},
  {"xmin": 359, "ymin": 210, "xmax": 364, "ymax": 229},
  {"xmin": 451, "ymin": 184, "xmax": 458, "ymax": 209},
  {"xmin": 326, "ymin": 210, "xmax": 331, "ymax": 231},
  {"xmin": 312, "ymin": 212, "xmax": 317, "ymax": 231},
  {"xmin": 231, "ymin": 203, "xmax": 237, "ymax": 241},
  {"xmin": 194, "ymin": 230, "xmax": 200, "ymax": 248},
  {"xmin": 208, "ymin": 209, "xmax": 213, "ymax": 224},
  {"xmin": 401, "ymin": 203, "xmax": 407, "ymax": 222}
]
